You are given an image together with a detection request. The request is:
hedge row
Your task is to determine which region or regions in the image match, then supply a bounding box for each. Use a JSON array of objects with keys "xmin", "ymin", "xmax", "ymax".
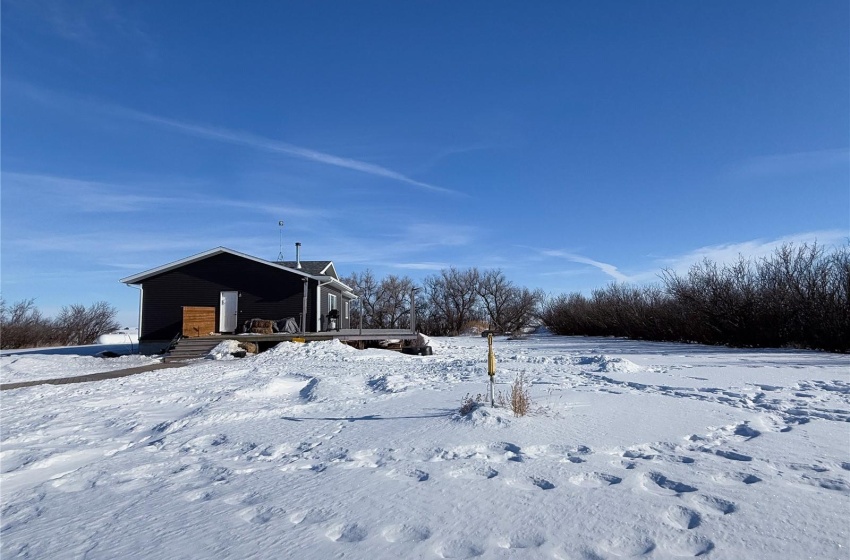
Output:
[{"xmin": 540, "ymin": 243, "xmax": 849, "ymax": 353}]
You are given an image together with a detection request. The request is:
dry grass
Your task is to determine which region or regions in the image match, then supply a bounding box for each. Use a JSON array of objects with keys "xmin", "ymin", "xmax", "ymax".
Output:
[
  {"xmin": 509, "ymin": 373, "xmax": 531, "ymax": 416},
  {"xmin": 465, "ymin": 375, "xmax": 531, "ymax": 417},
  {"xmin": 459, "ymin": 393, "xmax": 485, "ymax": 415}
]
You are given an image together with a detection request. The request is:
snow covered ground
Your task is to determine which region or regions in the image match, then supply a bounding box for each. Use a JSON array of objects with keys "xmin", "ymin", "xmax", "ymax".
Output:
[
  {"xmin": 1, "ymin": 340, "xmax": 158, "ymax": 385},
  {"xmin": 1, "ymin": 334, "xmax": 848, "ymax": 559}
]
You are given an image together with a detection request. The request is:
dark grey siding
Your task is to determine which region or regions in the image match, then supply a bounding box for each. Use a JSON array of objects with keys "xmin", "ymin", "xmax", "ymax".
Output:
[
  {"xmin": 341, "ymin": 296, "xmax": 354, "ymax": 329},
  {"xmin": 319, "ymin": 285, "xmax": 343, "ymax": 331},
  {"xmin": 140, "ymin": 253, "xmax": 316, "ymax": 341},
  {"xmin": 318, "ymin": 286, "xmax": 355, "ymax": 330}
]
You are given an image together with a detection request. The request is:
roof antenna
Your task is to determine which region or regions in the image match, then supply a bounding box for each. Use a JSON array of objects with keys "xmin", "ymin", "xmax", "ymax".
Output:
[{"xmin": 277, "ymin": 221, "xmax": 285, "ymax": 261}]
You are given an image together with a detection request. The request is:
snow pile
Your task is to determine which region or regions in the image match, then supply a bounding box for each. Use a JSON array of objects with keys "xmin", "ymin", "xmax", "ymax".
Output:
[
  {"xmin": 207, "ymin": 340, "xmax": 243, "ymax": 360},
  {"xmin": 234, "ymin": 374, "xmax": 317, "ymax": 401},
  {"xmin": 417, "ymin": 332, "xmax": 437, "ymax": 351},
  {"xmin": 261, "ymin": 339, "xmax": 359, "ymax": 361},
  {"xmin": 453, "ymin": 405, "xmax": 512, "ymax": 428},
  {"xmin": 2, "ymin": 335, "xmax": 848, "ymax": 559},
  {"xmin": 96, "ymin": 332, "xmax": 139, "ymax": 345},
  {"xmin": 576, "ymin": 354, "xmax": 644, "ymax": 373}
]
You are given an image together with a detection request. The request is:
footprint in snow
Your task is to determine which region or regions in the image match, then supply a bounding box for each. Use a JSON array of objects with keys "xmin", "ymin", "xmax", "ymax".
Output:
[
  {"xmin": 434, "ymin": 538, "xmax": 485, "ymax": 558},
  {"xmin": 225, "ymin": 490, "xmax": 267, "ymax": 506},
  {"xmin": 386, "ymin": 467, "xmax": 429, "ymax": 482},
  {"xmin": 381, "ymin": 524, "xmax": 432, "ymax": 543},
  {"xmin": 788, "ymin": 463, "xmax": 829, "ymax": 473},
  {"xmin": 664, "ymin": 505, "xmax": 702, "ymax": 530},
  {"xmin": 643, "ymin": 472, "xmax": 698, "ymax": 495},
  {"xmin": 717, "ymin": 472, "xmax": 762, "ymax": 485},
  {"xmin": 182, "ymin": 488, "xmax": 216, "ymax": 502},
  {"xmin": 239, "ymin": 505, "xmax": 279, "ymax": 525},
  {"xmin": 505, "ymin": 476, "xmax": 555, "ymax": 490},
  {"xmin": 618, "ymin": 460, "xmax": 639, "ymax": 470},
  {"xmin": 496, "ymin": 531, "xmax": 546, "ymax": 549},
  {"xmin": 559, "ymin": 547, "xmax": 606, "ymax": 560},
  {"xmin": 447, "ymin": 464, "xmax": 498, "ymax": 480},
  {"xmin": 622, "ymin": 448, "xmax": 656, "ymax": 461},
  {"xmin": 661, "ymin": 533, "xmax": 715, "ymax": 557},
  {"xmin": 733, "ymin": 423, "xmax": 761, "ymax": 440},
  {"xmin": 568, "ymin": 472, "xmax": 623, "ymax": 488},
  {"xmin": 714, "ymin": 449, "xmax": 753, "ymax": 462},
  {"xmin": 598, "ymin": 535, "xmax": 656, "ymax": 557},
  {"xmin": 689, "ymin": 494, "xmax": 737, "ymax": 515},
  {"xmin": 798, "ymin": 476, "xmax": 850, "ymax": 492},
  {"xmin": 326, "ymin": 522, "xmax": 368, "ymax": 543},
  {"xmin": 531, "ymin": 476, "xmax": 556, "ymax": 490},
  {"xmin": 289, "ymin": 508, "xmax": 333, "ymax": 525}
]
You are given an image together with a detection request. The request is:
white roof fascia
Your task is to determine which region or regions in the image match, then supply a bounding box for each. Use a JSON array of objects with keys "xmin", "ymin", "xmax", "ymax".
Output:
[
  {"xmin": 320, "ymin": 262, "xmax": 338, "ymax": 278},
  {"xmin": 120, "ymin": 246, "xmax": 315, "ymax": 285},
  {"xmin": 314, "ymin": 275, "xmax": 357, "ymax": 297}
]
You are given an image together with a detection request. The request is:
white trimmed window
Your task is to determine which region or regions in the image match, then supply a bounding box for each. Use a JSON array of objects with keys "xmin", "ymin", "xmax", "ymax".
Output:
[
  {"xmin": 328, "ymin": 293, "xmax": 338, "ymax": 312},
  {"xmin": 344, "ymin": 301, "xmax": 350, "ymax": 319}
]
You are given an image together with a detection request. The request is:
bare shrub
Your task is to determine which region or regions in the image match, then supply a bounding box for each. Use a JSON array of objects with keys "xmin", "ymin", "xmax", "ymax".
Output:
[
  {"xmin": 0, "ymin": 298, "xmax": 54, "ymax": 349},
  {"xmin": 459, "ymin": 393, "xmax": 485, "ymax": 415},
  {"xmin": 1, "ymin": 299, "xmax": 120, "ymax": 349},
  {"xmin": 509, "ymin": 374, "xmax": 531, "ymax": 417},
  {"xmin": 54, "ymin": 301, "xmax": 120, "ymax": 346},
  {"xmin": 541, "ymin": 242, "xmax": 849, "ymax": 352}
]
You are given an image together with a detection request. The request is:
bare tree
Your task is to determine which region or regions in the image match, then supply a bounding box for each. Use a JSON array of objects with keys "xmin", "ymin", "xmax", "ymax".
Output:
[
  {"xmin": 477, "ymin": 269, "xmax": 543, "ymax": 333},
  {"xmin": 54, "ymin": 301, "xmax": 120, "ymax": 346},
  {"xmin": 422, "ymin": 267, "xmax": 481, "ymax": 335},
  {"xmin": 340, "ymin": 270, "xmax": 379, "ymax": 328},
  {"xmin": 374, "ymin": 275, "xmax": 416, "ymax": 328},
  {"xmin": 0, "ymin": 298, "xmax": 53, "ymax": 349}
]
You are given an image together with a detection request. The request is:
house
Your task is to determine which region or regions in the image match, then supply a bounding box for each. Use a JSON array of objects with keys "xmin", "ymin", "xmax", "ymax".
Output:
[{"xmin": 120, "ymin": 246, "xmax": 357, "ymax": 352}]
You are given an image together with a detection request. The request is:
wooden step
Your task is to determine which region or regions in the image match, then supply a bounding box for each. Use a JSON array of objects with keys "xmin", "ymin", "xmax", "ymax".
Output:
[{"xmin": 163, "ymin": 338, "xmax": 222, "ymax": 362}]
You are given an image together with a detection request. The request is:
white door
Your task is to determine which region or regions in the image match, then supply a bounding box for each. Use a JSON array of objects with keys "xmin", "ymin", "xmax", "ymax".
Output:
[{"xmin": 220, "ymin": 291, "xmax": 239, "ymax": 332}]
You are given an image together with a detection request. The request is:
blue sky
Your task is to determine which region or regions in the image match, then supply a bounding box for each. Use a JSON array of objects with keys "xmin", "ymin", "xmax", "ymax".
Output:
[{"xmin": 2, "ymin": 1, "xmax": 848, "ymax": 328}]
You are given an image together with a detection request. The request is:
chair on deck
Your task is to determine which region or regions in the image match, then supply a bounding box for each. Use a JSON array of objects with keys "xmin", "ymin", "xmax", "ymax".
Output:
[{"xmin": 326, "ymin": 309, "xmax": 340, "ymax": 331}]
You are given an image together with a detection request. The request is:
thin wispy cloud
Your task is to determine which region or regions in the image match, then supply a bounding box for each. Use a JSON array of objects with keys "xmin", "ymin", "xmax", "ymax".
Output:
[
  {"xmin": 732, "ymin": 148, "xmax": 849, "ymax": 178},
  {"xmin": 4, "ymin": 0, "xmax": 155, "ymax": 54},
  {"xmin": 3, "ymin": 172, "xmax": 173, "ymax": 211},
  {"xmin": 654, "ymin": 230, "xmax": 849, "ymax": 275},
  {"xmin": 285, "ymin": 221, "xmax": 479, "ymax": 271},
  {"xmin": 532, "ymin": 230, "xmax": 849, "ymax": 287},
  {"xmin": 6, "ymin": 231, "xmax": 208, "ymax": 254},
  {"xmin": 389, "ymin": 262, "xmax": 449, "ymax": 271},
  {"xmin": 11, "ymin": 81, "xmax": 461, "ymax": 196},
  {"xmin": 2, "ymin": 172, "xmax": 325, "ymax": 218},
  {"xmin": 541, "ymin": 250, "xmax": 632, "ymax": 282},
  {"xmin": 415, "ymin": 142, "xmax": 495, "ymax": 174},
  {"xmin": 117, "ymin": 109, "xmax": 461, "ymax": 196}
]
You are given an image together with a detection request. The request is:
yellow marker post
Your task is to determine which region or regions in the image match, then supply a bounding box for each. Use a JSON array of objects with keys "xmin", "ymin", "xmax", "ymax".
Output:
[{"xmin": 487, "ymin": 333, "xmax": 496, "ymax": 406}]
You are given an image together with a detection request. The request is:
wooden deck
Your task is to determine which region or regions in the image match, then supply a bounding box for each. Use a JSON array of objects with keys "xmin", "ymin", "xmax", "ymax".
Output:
[{"xmin": 193, "ymin": 328, "xmax": 419, "ymax": 344}]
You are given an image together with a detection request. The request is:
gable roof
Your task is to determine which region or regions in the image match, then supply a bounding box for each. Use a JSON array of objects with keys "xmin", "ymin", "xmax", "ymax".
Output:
[
  {"xmin": 119, "ymin": 247, "xmax": 355, "ymax": 297},
  {"xmin": 275, "ymin": 261, "xmax": 335, "ymax": 278}
]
